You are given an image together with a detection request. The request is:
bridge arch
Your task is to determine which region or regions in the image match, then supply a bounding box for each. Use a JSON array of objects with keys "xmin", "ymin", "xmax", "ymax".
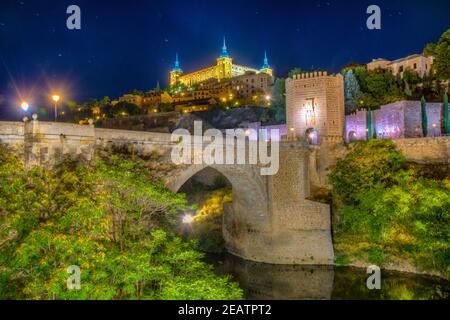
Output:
[{"xmin": 165, "ymin": 163, "xmax": 270, "ymax": 259}]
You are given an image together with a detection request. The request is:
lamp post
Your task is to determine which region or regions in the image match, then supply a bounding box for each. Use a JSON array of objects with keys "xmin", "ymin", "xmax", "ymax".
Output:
[{"xmin": 52, "ymin": 95, "xmax": 60, "ymax": 121}]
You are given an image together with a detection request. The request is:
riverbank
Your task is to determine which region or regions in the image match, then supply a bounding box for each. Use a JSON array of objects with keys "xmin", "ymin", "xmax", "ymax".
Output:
[{"xmin": 207, "ymin": 253, "xmax": 450, "ymax": 300}]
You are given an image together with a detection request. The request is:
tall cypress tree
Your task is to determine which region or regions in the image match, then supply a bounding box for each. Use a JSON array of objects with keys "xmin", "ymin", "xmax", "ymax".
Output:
[
  {"xmin": 367, "ymin": 108, "xmax": 372, "ymax": 140},
  {"xmin": 421, "ymin": 96, "xmax": 428, "ymax": 137},
  {"xmin": 444, "ymin": 92, "xmax": 449, "ymax": 135}
]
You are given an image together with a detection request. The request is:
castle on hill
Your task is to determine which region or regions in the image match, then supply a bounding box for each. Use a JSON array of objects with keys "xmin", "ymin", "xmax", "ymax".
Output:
[{"xmin": 169, "ymin": 38, "xmax": 273, "ymax": 87}]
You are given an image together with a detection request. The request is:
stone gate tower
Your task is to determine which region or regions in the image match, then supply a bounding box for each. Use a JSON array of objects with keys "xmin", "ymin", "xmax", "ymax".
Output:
[{"xmin": 286, "ymin": 71, "xmax": 345, "ymax": 144}]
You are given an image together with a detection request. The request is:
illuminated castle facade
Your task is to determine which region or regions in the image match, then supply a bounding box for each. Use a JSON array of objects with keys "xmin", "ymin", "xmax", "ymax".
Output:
[{"xmin": 169, "ymin": 39, "xmax": 273, "ymax": 87}]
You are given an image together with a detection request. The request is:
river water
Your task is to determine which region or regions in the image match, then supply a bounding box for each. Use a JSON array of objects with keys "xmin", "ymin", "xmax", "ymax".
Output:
[{"xmin": 208, "ymin": 254, "xmax": 450, "ymax": 300}]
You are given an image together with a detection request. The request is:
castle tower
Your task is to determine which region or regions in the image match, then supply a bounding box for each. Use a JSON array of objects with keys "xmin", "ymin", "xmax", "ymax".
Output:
[
  {"xmin": 259, "ymin": 51, "xmax": 273, "ymax": 77},
  {"xmin": 285, "ymin": 71, "xmax": 345, "ymax": 144},
  {"xmin": 169, "ymin": 53, "xmax": 183, "ymax": 87},
  {"xmin": 216, "ymin": 38, "xmax": 233, "ymax": 80}
]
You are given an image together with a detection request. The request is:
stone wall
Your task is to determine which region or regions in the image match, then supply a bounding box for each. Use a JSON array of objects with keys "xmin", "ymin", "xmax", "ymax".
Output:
[
  {"xmin": 97, "ymin": 112, "xmax": 180, "ymax": 133},
  {"xmin": 345, "ymin": 101, "xmax": 448, "ymax": 142},
  {"xmin": 393, "ymin": 137, "xmax": 450, "ymax": 163}
]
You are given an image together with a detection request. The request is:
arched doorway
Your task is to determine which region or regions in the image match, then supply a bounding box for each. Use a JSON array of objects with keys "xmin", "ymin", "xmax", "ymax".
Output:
[
  {"xmin": 348, "ymin": 131, "xmax": 357, "ymax": 143},
  {"xmin": 305, "ymin": 128, "xmax": 319, "ymax": 145}
]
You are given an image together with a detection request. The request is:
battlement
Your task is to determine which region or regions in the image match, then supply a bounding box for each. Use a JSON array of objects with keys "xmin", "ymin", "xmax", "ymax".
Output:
[{"xmin": 291, "ymin": 71, "xmax": 330, "ymax": 80}]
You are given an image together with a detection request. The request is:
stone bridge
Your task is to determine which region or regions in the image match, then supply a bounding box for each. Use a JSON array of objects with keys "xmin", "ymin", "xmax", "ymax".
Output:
[
  {"xmin": 0, "ymin": 119, "xmax": 334, "ymax": 265},
  {"xmin": 1, "ymin": 120, "xmax": 449, "ymax": 265}
]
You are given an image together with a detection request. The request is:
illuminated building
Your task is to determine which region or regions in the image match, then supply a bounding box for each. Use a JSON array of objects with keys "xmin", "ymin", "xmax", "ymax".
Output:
[
  {"xmin": 169, "ymin": 38, "xmax": 273, "ymax": 87},
  {"xmin": 367, "ymin": 54, "xmax": 434, "ymax": 78}
]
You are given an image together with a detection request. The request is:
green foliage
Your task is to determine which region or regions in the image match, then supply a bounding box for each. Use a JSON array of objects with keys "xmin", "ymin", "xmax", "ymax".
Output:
[
  {"xmin": 421, "ymin": 96, "xmax": 428, "ymax": 137},
  {"xmin": 112, "ymin": 101, "xmax": 143, "ymax": 117},
  {"xmin": 0, "ymin": 147, "xmax": 243, "ymax": 299},
  {"xmin": 329, "ymin": 139, "xmax": 405, "ymax": 205},
  {"xmin": 288, "ymin": 67, "xmax": 302, "ymax": 78},
  {"xmin": 443, "ymin": 93, "xmax": 449, "ymax": 135},
  {"xmin": 364, "ymin": 70, "xmax": 405, "ymax": 107},
  {"xmin": 270, "ymin": 78, "xmax": 286, "ymax": 123},
  {"xmin": 188, "ymin": 189, "xmax": 232, "ymax": 253},
  {"xmin": 330, "ymin": 140, "xmax": 450, "ymax": 277},
  {"xmin": 343, "ymin": 66, "xmax": 405, "ymax": 110},
  {"xmin": 424, "ymin": 29, "xmax": 450, "ymax": 80},
  {"xmin": 343, "ymin": 69, "xmax": 363, "ymax": 114}
]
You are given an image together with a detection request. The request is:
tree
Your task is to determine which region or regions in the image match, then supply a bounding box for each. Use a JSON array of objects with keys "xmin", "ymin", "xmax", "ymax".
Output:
[
  {"xmin": 288, "ymin": 67, "xmax": 302, "ymax": 78},
  {"xmin": 443, "ymin": 93, "xmax": 449, "ymax": 135},
  {"xmin": 423, "ymin": 43, "xmax": 437, "ymax": 57},
  {"xmin": 329, "ymin": 140, "xmax": 450, "ymax": 276},
  {"xmin": 270, "ymin": 78, "xmax": 286, "ymax": 123},
  {"xmin": 402, "ymin": 69, "xmax": 421, "ymax": 97},
  {"xmin": 421, "ymin": 96, "xmax": 428, "ymax": 137},
  {"xmin": 343, "ymin": 69, "xmax": 362, "ymax": 114},
  {"xmin": 0, "ymin": 148, "xmax": 243, "ymax": 299},
  {"xmin": 367, "ymin": 108, "xmax": 373, "ymax": 140},
  {"xmin": 130, "ymin": 89, "xmax": 145, "ymax": 96},
  {"xmin": 113, "ymin": 101, "xmax": 142, "ymax": 117},
  {"xmin": 423, "ymin": 29, "xmax": 450, "ymax": 80}
]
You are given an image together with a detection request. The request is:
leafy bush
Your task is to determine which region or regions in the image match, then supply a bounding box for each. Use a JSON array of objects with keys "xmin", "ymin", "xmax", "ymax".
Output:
[
  {"xmin": 330, "ymin": 140, "xmax": 450, "ymax": 278},
  {"xmin": 0, "ymin": 146, "xmax": 243, "ymax": 299}
]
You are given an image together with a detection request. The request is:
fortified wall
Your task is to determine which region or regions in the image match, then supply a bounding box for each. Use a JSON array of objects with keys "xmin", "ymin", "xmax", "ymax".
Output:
[{"xmin": 345, "ymin": 101, "xmax": 446, "ymax": 142}]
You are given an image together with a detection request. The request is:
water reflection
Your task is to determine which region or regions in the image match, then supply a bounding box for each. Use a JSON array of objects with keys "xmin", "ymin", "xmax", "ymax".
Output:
[{"xmin": 211, "ymin": 254, "xmax": 450, "ymax": 300}]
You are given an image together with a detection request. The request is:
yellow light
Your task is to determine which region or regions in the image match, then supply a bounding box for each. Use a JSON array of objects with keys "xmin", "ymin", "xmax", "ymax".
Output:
[
  {"xmin": 290, "ymin": 127, "xmax": 295, "ymax": 132},
  {"xmin": 265, "ymin": 95, "xmax": 271, "ymax": 101},
  {"xmin": 52, "ymin": 95, "xmax": 60, "ymax": 103}
]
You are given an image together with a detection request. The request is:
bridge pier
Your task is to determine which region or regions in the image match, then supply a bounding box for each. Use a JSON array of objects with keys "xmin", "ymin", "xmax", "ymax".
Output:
[{"xmin": 221, "ymin": 142, "xmax": 334, "ymax": 265}]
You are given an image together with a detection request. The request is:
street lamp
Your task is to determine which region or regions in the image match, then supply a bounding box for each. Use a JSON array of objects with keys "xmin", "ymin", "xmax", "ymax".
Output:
[
  {"xmin": 52, "ymin": 95, "xmax": 60, "ymax": 121},
  {"xmin": 20, "ymin": 101, "xmax": 29, "ymax": 112}
]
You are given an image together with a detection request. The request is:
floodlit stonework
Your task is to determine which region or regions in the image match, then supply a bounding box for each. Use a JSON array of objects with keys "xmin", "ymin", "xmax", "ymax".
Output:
[
  {"xmin": 286, "ymin": 71, "xmax": 345, "ymax": 144},
  {"xmin": 345, "ymin": 100, "xmax": 448, "ymax": 142}
]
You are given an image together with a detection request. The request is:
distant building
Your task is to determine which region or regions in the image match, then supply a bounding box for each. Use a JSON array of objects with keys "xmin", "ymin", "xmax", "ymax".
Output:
[
  {"xmin": 285, "ymin": 71, "xmax": 345, "ymax": 144},
  {"xmin": 367, "ymin": 54, "xmax": 434, "ymax": 78},
  {"xmin": 169, "ymin": 38, "xmax": 273, "ymax": 87},
  {"xmin": 117, "ymin": 94, "xmax": 144, "ymax": 106},
  {"xmin": 143, "ymin": 90, "xmax": 173, "ymax": 107}
]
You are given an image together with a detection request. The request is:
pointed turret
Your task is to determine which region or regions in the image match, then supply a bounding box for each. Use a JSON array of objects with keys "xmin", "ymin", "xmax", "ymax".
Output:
[
  {"xmin": 219, "ymin": 37, "xmax": 230, "ymax": 58},
  {"xmin": 260, "ymin": 51, "xmax": 273, "ymax": 77},
  {"xmin": 172, "ymin": 53, "xmax": 182, "ymax": 72},
  {"xmin": 261, "ymin": 51, "xmax": 270, "ymax": 69},
  {"xmin": 169, "ymin": 53, "xmax": 183, "ymax": 87}
]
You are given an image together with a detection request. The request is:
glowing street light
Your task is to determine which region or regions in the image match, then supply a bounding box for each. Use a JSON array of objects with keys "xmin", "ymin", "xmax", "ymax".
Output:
[
  {"xmin": 182, "ymin": 214, "xmax": 194, "ymax": 224},
  {"xmin": 20, "ymin": 101, "xmax": 29, "ymax": 112},
  {"xmin": 52, "ymin": 95, "xmax": 61, "ymax": 122}
]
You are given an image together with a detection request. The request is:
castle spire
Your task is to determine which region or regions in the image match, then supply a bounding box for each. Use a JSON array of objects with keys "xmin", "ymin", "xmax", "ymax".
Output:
[
  {"xmin": 261, "ymin": 50, "xmax": 270, "ymax": 69},
  {"xmin": 220, "ymin": 37, "xmax": 230, "ymax": 58},
  {"xmin": 172, "ymin": 53, "xmax": 182, "ymax": 71}
]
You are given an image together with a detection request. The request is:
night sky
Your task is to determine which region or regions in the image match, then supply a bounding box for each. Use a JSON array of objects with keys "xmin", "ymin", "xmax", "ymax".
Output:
[{"xmin": 0, "ymin": 0, "xmax": 449, "ymax": 119}]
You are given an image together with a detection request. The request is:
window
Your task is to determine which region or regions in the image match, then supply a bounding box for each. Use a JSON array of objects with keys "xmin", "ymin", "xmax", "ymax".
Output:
[
  {"xmin": 399, "ymin": 66, "xmax": 404, "ymax": 73},
  {"xmin": 413, "ymin": 63, "xmax": 417, "ymax": 69}
]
